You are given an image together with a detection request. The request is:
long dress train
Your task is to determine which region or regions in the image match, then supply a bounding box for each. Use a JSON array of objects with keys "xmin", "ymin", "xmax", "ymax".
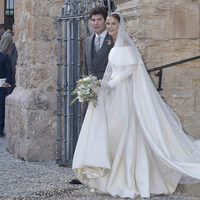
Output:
[{"xmin": 73, "ymin": 46, "xmax": 200, "ymax": 199}]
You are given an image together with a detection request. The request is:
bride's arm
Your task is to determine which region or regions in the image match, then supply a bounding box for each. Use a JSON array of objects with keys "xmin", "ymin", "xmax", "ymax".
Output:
[{"xmin": 107, "ymin": 65, "xmax": 134, "ymax": 88}]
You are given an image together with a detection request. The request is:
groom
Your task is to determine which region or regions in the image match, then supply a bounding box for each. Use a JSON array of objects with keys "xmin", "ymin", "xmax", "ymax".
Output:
[
  {"xmin": 70, "ymin": 6, "xmax": 114, "ymax": 185},
  {"xmin": 84, "ymin": 6, "xmax": 114, "ymax": 79}
]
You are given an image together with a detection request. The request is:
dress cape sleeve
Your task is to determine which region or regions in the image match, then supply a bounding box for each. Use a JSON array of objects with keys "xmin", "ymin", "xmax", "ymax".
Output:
[{"xmin": 109, "ymin": 46, "xmax": 138, "ymax": 66}]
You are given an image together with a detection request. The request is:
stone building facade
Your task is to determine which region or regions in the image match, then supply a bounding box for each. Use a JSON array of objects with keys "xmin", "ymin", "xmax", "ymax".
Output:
[
  {"xmin": 5, "ymin": 0, "xmax": 200, "ymax": 162},
  {"xmin": 0, "ymin": 0, "xmax": 15, "ymax": 28},
  {"xmin": 0, "ymin": 0, "xmax": 4, "ymax": 24}
]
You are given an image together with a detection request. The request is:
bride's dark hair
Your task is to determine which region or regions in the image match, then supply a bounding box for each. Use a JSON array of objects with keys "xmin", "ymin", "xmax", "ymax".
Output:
[{"xmin": 110, "ymin": 13, "xmax": 120, "ymax": 22}]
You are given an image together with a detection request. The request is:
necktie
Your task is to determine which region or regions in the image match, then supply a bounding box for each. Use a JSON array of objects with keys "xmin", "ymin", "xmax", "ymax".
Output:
[{"xmin": 95, "ymin": 36, "xmax": 101, "ymax": 52}]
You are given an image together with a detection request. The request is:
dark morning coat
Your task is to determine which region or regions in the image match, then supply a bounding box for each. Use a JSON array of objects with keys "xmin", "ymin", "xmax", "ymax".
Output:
[
  {"xmin": 0, "ymin": 52, "xmax": 12, "ymax": 84},
  {"xmin": 85, "ymin": 33, "xmax": 113, "ymax": 79},
  {"xmin": 0, "ymin": 52, "xmax": 12, "ymax": 131}
]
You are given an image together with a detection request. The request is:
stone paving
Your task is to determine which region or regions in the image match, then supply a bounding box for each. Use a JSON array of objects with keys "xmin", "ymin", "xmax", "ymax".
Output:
[{"xmin": 0, "ymin": 137, "xmax": 199, "ymax": 200}]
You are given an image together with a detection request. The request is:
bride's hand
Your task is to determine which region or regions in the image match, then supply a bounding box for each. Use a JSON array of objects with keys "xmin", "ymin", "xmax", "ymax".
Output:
[
  {"xmin": 101, "ymin": 81, "xmax": 110, "ymax": 89},
  {"xmin": 91, "ymin": 85, "xmax": 100, "ymax": 93}
]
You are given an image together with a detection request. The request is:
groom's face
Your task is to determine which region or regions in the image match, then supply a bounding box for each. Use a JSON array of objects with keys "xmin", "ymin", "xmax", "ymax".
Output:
[{"xmin": 90, "ymin": 14, "xmax": 106, "ymax": 35}]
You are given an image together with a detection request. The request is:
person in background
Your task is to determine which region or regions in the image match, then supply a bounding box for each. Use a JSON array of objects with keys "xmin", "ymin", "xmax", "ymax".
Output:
[
  {"xmin": 0, "ymin": 24, "xmax": 14, "ymax": 57},
  {"xmin": 7, "ymin": 42, "xmax": 17, "ymax": 94},
  {"xmin": 0, "ymin": 52, "xmax": 12, "ymax": 136},
  {"xmin": 7, "ymin": 24, "xmax": 17, "ymax": 94}
]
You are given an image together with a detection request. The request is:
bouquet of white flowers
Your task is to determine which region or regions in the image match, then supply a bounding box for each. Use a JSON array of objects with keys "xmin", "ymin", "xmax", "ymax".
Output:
[{"xmin": 71, "ymin": 75, "xmax": 101, "ymax": 107}]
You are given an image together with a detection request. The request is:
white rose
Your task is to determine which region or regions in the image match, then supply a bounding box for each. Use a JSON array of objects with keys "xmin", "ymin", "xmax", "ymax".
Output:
[
  {"xmin": 83, "ymin": 77, "xmax": 90, "ymax": 81},
  {"xmin": 78, "ymin": 97, "xmax": 83, "ymax": 102}
]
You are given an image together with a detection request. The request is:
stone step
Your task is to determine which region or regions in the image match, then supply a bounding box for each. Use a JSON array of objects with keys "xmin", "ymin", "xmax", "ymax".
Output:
[{"xmin": 177, "ymin": 184, "xmax": 200, "ymax": 196}]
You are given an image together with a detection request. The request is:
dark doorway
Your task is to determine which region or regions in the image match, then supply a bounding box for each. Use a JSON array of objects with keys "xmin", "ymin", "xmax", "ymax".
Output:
[{"xmin": 4, "ymin": 0, "xmax": 14, "ymax": 29}]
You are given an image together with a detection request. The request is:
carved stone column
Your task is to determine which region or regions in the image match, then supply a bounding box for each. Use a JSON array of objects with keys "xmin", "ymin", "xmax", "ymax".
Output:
[
  {"xmin": 5, "ymin": 0, "xmax": 63, "ymax": 161},
  {"xmin": 0, "ymin": 0, "xmax": 4, "ymax": 23}
]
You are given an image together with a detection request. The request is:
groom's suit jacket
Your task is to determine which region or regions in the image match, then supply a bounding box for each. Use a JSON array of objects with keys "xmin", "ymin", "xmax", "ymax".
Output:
[{"xmin": 85, "ymin": 32, "xmax": 113, "ymax": 79}]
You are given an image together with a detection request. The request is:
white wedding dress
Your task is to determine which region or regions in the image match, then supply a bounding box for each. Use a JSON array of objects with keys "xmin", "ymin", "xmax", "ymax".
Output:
[{"xmin": 72, "ymin": 13, "xmax": 200, "ymax": 199}]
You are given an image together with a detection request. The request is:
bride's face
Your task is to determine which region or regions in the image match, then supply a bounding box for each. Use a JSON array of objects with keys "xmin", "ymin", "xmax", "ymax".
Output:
[{"xmin": 106, "ymin": 16, "xmax": 119, "ymax": 39}]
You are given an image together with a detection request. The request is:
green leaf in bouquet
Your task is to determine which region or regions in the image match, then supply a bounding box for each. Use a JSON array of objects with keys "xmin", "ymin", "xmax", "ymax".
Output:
[{"xmin": 71, "ymin": 97, "xmax": 78, "ymax": 106}]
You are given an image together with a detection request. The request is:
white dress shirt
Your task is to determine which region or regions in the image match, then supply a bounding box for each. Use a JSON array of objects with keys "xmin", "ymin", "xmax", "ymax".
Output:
[{"xmin": 95, "ymin": 30, "xmax": 107, "ymax": 51}]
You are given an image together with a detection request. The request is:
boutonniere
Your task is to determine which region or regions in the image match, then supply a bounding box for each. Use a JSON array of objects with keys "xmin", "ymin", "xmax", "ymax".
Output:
[{"xmin": 107, "ymin": 39, "xmax": 113, "ymax": 46}]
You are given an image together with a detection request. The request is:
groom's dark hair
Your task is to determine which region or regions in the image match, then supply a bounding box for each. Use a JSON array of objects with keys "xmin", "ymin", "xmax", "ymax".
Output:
[
  {"xmin": 110, "ymin": 13, "xmax": 120, "ymax": 22},
  {"xmin": 89, "ymin": 7, "xmax": 108, "ymax": 21}
]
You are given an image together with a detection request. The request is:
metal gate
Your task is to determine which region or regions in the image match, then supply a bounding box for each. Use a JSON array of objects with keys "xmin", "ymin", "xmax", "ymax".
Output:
[{"xmin": 56, "ymin": 0, "xmax": 115, "ymax": 166}]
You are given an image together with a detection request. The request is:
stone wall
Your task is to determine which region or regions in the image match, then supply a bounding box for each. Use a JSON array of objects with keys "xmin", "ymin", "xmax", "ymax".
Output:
[
  {"xmin": 116, "ymin": 0, "xmax": 200, "ymax": 138},
  {"xmin": 5, "ymin": 0, "xmax": 63, "ymax": 161},
  {"xmin": 0, "ymin": 0, "xmax": 4, "ymax": 24}
]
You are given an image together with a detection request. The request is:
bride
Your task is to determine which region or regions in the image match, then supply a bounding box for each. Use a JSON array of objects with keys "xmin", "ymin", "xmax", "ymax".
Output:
[{"xmin": 72, "ymin": 12, "xmax": 200, "ymax": 199}]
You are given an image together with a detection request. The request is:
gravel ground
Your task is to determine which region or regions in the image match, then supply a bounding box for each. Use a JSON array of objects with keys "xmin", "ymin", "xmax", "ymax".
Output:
[{"xmin": 0, "ymin": 137, "xmax": 199, "ymax": 200}]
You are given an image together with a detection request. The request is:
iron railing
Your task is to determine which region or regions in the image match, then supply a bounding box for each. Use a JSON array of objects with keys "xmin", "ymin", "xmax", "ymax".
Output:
[{"xmin": 147, "ymin": 55, "xmax": 200, "ymax": 91}]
